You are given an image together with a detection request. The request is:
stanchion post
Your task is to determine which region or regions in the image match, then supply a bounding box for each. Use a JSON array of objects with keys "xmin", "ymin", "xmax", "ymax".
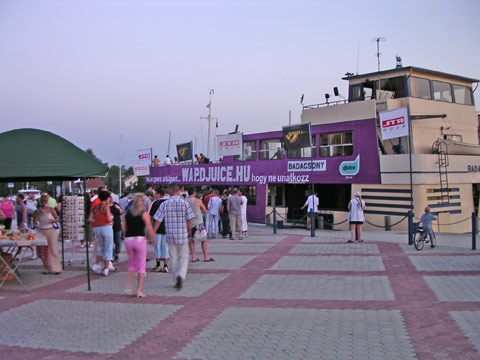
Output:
[
  {"xmin": 472, "ymin": 211, "xmax": 477, "ymax": 251},
  {"xmin": 408, "ymin": 210, "xmax": 413, "ymax": 245},
  {"xmin": 273, "ymin": 207, "xmax": 277, "ymax": 234},
  {"xmin": 310, "ymin": 211, "xmax": 315, "ymax": 237},
  {"xmin": 84, "ymin": 178, "xmax": 91, "ymax": 291}
]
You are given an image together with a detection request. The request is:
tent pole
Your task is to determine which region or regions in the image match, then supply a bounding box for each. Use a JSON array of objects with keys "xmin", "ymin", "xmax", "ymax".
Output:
[
  {"xmin": 84, "ymin": 178, "xmax": 91, "ymax": 291},
  {"xmin": 60, "ymin": 181, "xmax": 65, "ymax": 270}
]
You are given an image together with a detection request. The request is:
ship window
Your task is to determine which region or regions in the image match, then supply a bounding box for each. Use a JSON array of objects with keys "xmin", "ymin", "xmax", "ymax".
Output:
[
  {"xmin": 259, "ymin": 138, "xmax": 284, "ymax": 160},
  {"xmin": 379, "ymin": 76, "xmax": 406, "ymax": 99},
  {"xmin": 409, "ymin": 77, "xmax": 432, "ymax": 99},
  {"xmin": 453, "ymin": 84, "xmax": 473, "ymax": 105},
  {"xmin": 267, "ymin": 185, "xmax": 285, "ymax": 206},
  {"xmin": 432, "ymin": 80, "xmax": 453, "ymax": 102},
  {"xmin": 239, "ymin": 185, "xmax": 256, "ymax": 206},
  {"xmin": 287, "ymin": 136, "xmax": 317, "ymax": 159},
  {"xmin": 350, "ymin": 81, "xmax": 375, "ymax": 102},
  {"xmin": 319, "ymin": 131, "xmax": 353, "ymax": 157},
  {"xmin": 234, "ymin": 140, "xmax": 257, "ymax": 161}
]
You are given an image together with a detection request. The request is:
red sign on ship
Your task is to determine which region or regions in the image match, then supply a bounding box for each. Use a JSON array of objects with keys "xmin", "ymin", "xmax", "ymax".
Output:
[
  {"xmin": 382, "ymin": 116, "xmax": 405, "ymax": 128},
  {"xmin": 220, "ymin": 140, "xmax": 240, "ymax": 147}
]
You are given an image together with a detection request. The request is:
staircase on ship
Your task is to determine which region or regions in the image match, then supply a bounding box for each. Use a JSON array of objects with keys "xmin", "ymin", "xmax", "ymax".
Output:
[{"xmin": 436, "ymin": 140, "xmax": 450, "ymax": 204}]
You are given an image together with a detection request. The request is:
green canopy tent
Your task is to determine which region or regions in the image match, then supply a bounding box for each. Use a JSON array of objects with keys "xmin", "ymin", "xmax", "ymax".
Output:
[
  {"xmin": 0, "ymin": 128, "xmax": 108, "ymax": 181},
  {"xmin": 0, "ymin": 128, "xmax": 109, "ymax": 290}
]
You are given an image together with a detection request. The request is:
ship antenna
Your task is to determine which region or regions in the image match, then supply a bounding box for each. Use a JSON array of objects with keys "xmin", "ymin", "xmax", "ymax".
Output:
[
  {"xmin": 356, "ymin": 40, "xmax": 360, "ymax": 75},
  {"xmin": 371, "ymin": 37, "xmax": 386, "ymax": 72}
]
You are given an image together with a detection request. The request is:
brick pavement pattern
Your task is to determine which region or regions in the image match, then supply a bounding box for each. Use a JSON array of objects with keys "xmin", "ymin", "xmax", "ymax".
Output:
[{"xmin": 1, "ymin": 225, "xmax": 480, "ymax": 359}]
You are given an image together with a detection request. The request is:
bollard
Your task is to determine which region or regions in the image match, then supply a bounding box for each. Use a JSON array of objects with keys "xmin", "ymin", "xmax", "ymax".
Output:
[
  {"xmin": 408, "ymin": 210, "xmax": 413, "ymax": 245},
  {"xmin": 310, "ymin": 212, "xmax": 315, "ymax": 237},
  {"xmin": 273, "ymin": 207, "xmax": 277, "ymax": 235},
  {"xmin": 472, "ymin": 211, "xmax": 477, "ymax": 251},
  {"xmin": 385, "ymin": 216, "xmax": 391, "ymax": 231},
  {"xmin": 318, "ymin": 216, "xmax": 324, "ymax": 230}
]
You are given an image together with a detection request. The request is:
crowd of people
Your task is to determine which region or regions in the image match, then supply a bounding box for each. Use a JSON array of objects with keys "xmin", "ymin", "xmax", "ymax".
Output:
[
  {"xmin": 150, "ymin": 153, "xmax": 216, "ymax": 166},
  {"xmin": 1, "ymin": 183, "xmax": 251, "ymax": 296},
  {"xmin": 84, "ymin": 183, "xmax": 249, "ymax": 297}
]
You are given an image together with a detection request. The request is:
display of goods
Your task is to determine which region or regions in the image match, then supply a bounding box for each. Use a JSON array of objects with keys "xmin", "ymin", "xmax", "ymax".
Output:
[{"xmin": 62, "ymin": 196, "xmax": 85, "ymax": 242}]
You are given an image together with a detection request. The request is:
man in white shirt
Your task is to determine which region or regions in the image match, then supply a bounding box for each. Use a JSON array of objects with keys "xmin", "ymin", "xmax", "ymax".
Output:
[
  {"xmin": 301, "ymin": 191, "xmax": 319, "ymax": 230},
  {"xmin": 164, "ymin": 155, "xmax": 173, "ymax": 166}
]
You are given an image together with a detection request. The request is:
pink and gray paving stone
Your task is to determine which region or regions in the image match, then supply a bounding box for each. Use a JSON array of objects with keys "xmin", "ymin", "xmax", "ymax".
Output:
[{"xmin": 1, "ymin": 226, "xmax": 480, "ymax": 359}]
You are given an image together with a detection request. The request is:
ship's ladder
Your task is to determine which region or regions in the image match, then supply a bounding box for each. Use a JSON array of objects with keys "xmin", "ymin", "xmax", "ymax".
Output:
[{"xmin": 436, "ymin": 140, "xmax": 450, "ymax": 204}]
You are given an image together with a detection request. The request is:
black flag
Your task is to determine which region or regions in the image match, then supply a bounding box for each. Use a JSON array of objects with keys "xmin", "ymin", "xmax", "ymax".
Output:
[
  {"xmin": 176, "ymin": 142, "xmax": 193, "ymax": 162},
  {"xmin": 282, "ymin": 123, "xmax": 311, "ymax": 151}
]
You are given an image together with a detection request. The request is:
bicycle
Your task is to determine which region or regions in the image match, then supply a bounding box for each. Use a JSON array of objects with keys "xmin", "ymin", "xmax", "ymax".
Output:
[{"xmin": 412, "ymin": 222, "xmax": 435, "ymax": 251}]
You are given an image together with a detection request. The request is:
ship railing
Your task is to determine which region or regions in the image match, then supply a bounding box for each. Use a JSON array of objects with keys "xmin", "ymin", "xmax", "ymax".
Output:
[{"xmin": 302, "ymin": 99, "xmax": 348, "ymax": 110}]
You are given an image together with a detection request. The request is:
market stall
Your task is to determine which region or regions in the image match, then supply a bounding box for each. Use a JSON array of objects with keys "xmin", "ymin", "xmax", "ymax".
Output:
[
  {"xmin": 0, "ymin": 128, "xmax": 109, "ymax": 290},
  {"xmin": 0, "ymin": 232, "xmax": 48, "ymax": 290}
]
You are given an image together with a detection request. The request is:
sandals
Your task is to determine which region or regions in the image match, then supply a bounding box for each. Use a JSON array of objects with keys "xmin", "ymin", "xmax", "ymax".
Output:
[
  {"xmin": 204, "ymin": 258, "xmax": 215, "ymax": 262},
  {"xmin": 347, "ymin": 240, "xmax": 354, "ymax": 243},
  {"xmin": 191, "ymin": 259, "xmax": 200, "ymax": 263},
  {"xmin": 136, "ymin": 292, "xmax": 146, "ymax": 298},
  {"xmin": 124, "ymin": 288, "xmax": 135, "ymax": 296}
]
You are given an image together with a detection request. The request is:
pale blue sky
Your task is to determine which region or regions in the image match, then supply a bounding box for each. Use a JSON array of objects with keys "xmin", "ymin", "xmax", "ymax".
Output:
[{"xmin": 1, "ymin": 0, "xmax": 479, "ymax": 166}]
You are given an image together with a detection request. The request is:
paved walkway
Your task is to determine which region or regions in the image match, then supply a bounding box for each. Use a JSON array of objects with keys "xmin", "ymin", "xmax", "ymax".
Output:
[{"xmin": 1, "ymin": 226, "xmax": 480, "ymax": 359}]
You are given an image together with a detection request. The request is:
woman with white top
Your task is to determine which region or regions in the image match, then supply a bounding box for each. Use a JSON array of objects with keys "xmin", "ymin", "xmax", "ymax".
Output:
[
  {"xmin": 33, "ymin": 194, "xmax": 61, "ymax": 274},
  {"xmin": 240, "ymin": 191, "xmax": 248, "ymax": 237},
  {"xmin": 347, "ymin": 191, "xmax": 366, "ymax": 243}
]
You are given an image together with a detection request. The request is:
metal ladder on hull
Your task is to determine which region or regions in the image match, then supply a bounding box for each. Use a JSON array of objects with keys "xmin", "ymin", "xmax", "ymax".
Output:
[{"xmin": 437, "ymin": 140, "xmax": 450, "ymax": 204}]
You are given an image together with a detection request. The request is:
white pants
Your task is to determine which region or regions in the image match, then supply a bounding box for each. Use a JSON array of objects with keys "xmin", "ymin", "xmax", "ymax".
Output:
[
  {"xmin": 168, "ymin": 243, "xmax": 190, "ymax": 283},
  {"xmin": 241, "ymin": 213, "xmax": 248, "ymax": 231}
]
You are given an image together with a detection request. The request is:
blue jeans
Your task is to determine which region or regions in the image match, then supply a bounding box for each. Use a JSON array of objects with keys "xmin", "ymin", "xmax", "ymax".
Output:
[
  {"xmin": 154, "ymin": 234, "xmax": 169, "ymax": 259},
  {"xmin": 95, "ymin": 225, "xmax": 113, "ymax": 261}
]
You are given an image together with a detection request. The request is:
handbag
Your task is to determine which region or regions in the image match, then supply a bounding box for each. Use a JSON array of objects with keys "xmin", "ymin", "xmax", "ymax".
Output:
[{"xmin": 193, "ymin": 224, "xmax": 207, "ymax": 241}]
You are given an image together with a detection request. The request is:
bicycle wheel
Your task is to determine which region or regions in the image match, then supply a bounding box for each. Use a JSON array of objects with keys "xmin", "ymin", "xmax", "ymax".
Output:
[{"xmin": 413, "ymin": 231, "xmax": 424, "ymax": 251}]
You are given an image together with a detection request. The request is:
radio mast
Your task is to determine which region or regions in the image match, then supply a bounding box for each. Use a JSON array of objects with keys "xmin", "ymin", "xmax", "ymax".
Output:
[{"xmin": 371, "ymin": 37, "xmax": 386, "ymax": 72}]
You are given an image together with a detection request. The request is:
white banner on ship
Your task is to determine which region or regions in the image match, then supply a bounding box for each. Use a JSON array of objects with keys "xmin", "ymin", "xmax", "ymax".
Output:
[
  {"xmin": 133, "ymin": 164, "xmax": 150, "ymax": 176},
  {"xmin": 137, "ymin": 148, "xmax": 152, "ymax": 165},
  {"xmin": 217, "ymin": 133, "xmax": 243, "ymax": 157},
  {"xmin": 379, "ymin": 107, "xmax": 409, "ymax": 141}
]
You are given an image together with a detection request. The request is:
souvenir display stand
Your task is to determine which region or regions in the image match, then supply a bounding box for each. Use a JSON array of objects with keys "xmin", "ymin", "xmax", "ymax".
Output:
[{"xmin": 62, "ymin": 196, "xmax": 86, "ymax": 265}]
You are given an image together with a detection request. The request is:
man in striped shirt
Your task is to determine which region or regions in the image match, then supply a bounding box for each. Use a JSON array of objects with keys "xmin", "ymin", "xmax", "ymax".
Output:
[{"xmin": 153, "ymin": 183, "xmax": 193, "ymax": 290}]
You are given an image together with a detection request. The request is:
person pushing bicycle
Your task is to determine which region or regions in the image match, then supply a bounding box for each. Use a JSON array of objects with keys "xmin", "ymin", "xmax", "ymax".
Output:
[{"xmin": 420, "ymin": 207, "xmax": 436, "ymax": 248}]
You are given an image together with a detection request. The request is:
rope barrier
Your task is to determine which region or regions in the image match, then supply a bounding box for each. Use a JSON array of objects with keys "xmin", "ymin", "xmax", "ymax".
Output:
[
  {"xmin": 413, "ymin": 216, "xmax": 471, "ymax": 226},
  {"xmin": 248, "ymin": 211, "xmax": 274, "ymax": 221},
  {"xmin": 322, "ymin": 218, "xmax": 349, "ymax": 226},
  {"xmin": 364, "ymin": 216, "xmax": 408, "ymax": 229}
]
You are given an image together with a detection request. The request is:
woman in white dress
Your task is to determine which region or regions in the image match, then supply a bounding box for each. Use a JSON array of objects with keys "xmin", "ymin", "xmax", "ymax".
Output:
[
  {"xmin": 240, "ymin": 191, "xmax": 248, "ymax": 237},
  {"xmin": 347, "ymin": 191, "xmax": 366, "ymax": 243}
]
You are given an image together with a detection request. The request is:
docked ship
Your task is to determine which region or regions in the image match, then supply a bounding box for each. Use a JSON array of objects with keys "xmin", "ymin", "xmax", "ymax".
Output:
[{"xmin": 147, "ymin": 64, "xmax": 479, "ymax": 233}]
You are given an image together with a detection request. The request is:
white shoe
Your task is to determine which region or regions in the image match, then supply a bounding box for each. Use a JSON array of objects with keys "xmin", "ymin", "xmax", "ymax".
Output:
[
  {"xmin": 30, "ymin": 255, "xmax": 38, "ymax": 260},
  {"xmin": 108, "ymin": 262, "xmax": 116, "ymax": 271},
  {"xmin": 91, "ymin": 264, "xmax": 102, "ymax": 274},
  {"xmin": 103, "ymin": 269, "xmax": 109, "ymax": 276},
  {"xmin": 163, "ymin": 266, "xmax": 169, "ymax": 273}
]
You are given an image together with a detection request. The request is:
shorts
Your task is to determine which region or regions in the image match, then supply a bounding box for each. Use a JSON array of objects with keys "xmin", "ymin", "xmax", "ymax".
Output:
[
  {"xmin": 349, "ymin": 221, "xmax": 364, "ymax": 225},
  {"xmin": 154, "ymin": 233, "xmax": 169, "ymax": 259}
]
